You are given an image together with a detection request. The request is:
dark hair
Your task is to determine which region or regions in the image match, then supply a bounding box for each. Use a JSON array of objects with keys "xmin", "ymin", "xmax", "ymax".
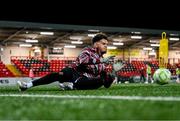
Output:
[{"xmin": 92, "ymin": 33, "xmax": 108, "ymax": 44}]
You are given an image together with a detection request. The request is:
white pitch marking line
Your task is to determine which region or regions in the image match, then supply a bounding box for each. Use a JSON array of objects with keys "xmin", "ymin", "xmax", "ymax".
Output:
[{"xmin": 0, "ymin": 94, "xmax": 180, "ymax": 101}]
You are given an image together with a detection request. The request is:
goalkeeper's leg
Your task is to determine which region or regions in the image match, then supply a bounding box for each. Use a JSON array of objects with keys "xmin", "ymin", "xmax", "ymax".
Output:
[
  {"xmin": 17, "ymin": 72, "xmax": 63, "ymax": 91},
  {"xmin": 17, "ymin": 67, "xmax": 75, "ymax": 91}
]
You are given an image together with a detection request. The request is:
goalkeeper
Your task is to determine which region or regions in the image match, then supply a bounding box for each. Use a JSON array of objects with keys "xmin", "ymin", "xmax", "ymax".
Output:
[{"xmin": 18, "ymin": 33, "xmax": 124, "ymax": 91}]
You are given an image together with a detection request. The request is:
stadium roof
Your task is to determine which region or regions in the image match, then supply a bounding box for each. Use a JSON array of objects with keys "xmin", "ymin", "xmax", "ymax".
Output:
[{"xmin": 0, "ymin": 21, "xmax": 179, "ymax": 50}]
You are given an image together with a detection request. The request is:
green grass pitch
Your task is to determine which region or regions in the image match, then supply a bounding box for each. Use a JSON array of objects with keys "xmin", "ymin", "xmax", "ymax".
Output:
[{"xmin": 1, "ymin": 83, "xmax": 180, "ymax": 120}]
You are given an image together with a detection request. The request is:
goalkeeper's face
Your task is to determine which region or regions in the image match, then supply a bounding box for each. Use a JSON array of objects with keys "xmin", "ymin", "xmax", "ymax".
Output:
[{"xmin": 96, "ymin": 39, "xmax": 108, "ymax": 55}]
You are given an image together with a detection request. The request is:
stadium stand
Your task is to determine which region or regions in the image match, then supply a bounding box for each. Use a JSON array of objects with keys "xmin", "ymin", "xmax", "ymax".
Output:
[
  {"xmin": 4, "ymin": 56, "xmax": 179, "ymax": 79},
  {"xmin": 0, "ymin": 61, "xmax": 14, "ymax": 77}
]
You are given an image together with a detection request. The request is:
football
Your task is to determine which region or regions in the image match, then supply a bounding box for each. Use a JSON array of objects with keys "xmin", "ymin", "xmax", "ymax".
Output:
[{"xmin": 153, "ymin": 68, "xmax": 171, "ymax": 85}]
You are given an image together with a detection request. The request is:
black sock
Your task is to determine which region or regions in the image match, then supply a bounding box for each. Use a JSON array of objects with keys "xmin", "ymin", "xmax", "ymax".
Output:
[{"xmin": 32, "ymin": 72, "xmax": 62, "ymax": 86}]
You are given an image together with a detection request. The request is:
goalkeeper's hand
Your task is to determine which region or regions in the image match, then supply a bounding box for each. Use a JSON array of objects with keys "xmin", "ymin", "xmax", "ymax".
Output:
[
  {"xmin": 100, "ymin": 55, "xmax": 115, "ymax": 63},
  {"xmin": 113, "ymin": 61, "xmax": 125, "ymax": 72}
]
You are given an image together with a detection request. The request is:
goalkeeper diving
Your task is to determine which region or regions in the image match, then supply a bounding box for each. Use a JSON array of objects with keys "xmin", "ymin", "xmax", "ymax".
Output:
[{"xmin": 17, "ymin": 33, "xmax": 125, "ymax": 91}]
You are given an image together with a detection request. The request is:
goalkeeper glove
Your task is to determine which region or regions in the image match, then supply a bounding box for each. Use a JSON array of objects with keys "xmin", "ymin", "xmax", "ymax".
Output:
[
  {"xmin": 100, "ymin": 55, "xmax": 115, "ymax": 63},
  {"xmin": 113, "ymin": 61, "xmax": 125, "ymax": 72}
]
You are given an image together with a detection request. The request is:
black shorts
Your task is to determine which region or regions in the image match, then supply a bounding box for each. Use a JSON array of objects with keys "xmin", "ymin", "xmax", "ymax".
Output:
[
  {"xmin": 60, "ymin": 67, "xmax": 80, "ymax": 83},
  {"xmin": 74, "ymin": 76, "xmax": 103, "ymax": 90},
  {"xmin": 60, "ymin": 67, "xmax": 104, "ymax": 90}
]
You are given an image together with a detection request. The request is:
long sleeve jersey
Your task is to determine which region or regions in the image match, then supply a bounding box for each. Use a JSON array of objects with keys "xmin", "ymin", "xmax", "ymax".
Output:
[{"xmin": 72, "ymin": 46, "xmax": 106, "ymax": 78}]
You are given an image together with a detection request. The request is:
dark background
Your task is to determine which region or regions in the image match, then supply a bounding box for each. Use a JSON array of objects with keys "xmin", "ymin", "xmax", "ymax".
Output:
[{"xmin": 1, "ymin": 1, "xmax": 179, "ymax": 31}]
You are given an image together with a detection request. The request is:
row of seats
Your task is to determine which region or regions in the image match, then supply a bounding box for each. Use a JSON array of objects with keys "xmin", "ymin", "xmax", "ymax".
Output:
[
  {"xmin": 11, "ymin": 59, "xmax": 74, "ymax": 77},
  {"xmin": 11, "ymin": 59, "xmax": 179, "ymax": 77},
  {"xmin": 0, "ymin": 61, "xmax": 14, "ymax": 77}
]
